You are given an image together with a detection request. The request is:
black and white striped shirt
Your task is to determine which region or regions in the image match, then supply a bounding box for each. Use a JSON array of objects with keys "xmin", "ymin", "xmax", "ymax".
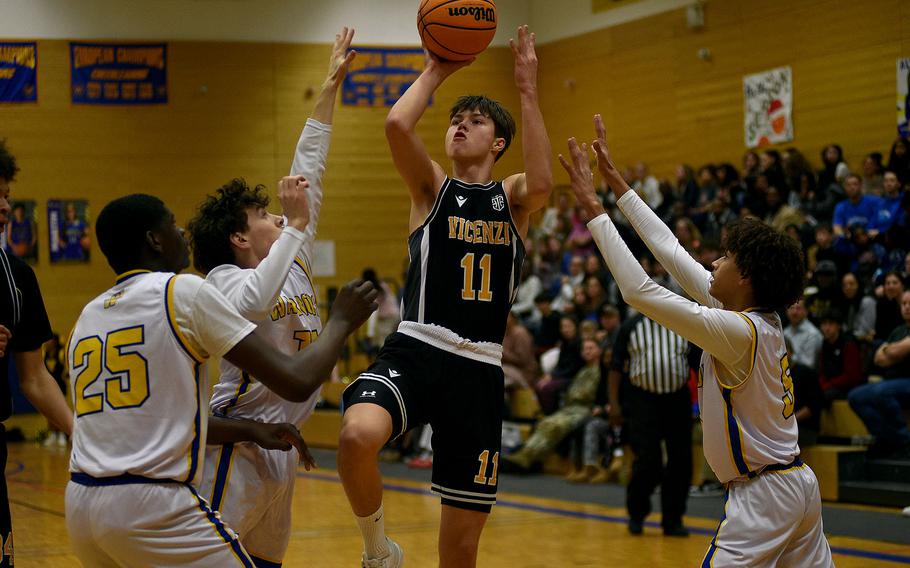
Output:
[{"xmin": 611, "ymin": 313, "xmax": 689, "ymax": 394}]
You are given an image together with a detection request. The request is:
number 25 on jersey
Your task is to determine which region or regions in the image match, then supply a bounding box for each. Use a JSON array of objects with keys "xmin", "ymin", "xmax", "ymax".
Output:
[{"xmin": 72, "ymin": 326, "xmax": 150, "ymax": 417}]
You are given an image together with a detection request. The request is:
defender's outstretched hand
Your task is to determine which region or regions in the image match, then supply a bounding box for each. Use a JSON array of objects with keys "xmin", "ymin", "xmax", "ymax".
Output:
[
  {"xmin": 558, "ymin": 138, "xmax": 605, "ymax": 219},
  {"xmin": 325, "ymin": 27, "xmax": 356, "ymax": 88},
  {"xmin": 510, "ymin": 25, "xmax": 538, "ymax": 94},
  {"xmin": 278, "ymin": 175, "xmax": 310, "ymax": 232},
  {"xmin": 591, "ymin": 114, "xmax": 632, "ymax": 199},
  {"xmin": 330, "ymin": 279, "xmax": 380, "ymax": 334}
]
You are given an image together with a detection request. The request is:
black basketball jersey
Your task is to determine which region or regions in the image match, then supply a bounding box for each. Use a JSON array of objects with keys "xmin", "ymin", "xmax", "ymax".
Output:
[{"xmin": 402, "ymin": 177, "xmax": 525, "ymax": 345}]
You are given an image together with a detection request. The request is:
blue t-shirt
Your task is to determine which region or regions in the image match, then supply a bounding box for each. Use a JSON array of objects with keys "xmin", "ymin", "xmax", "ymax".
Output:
[
  {"xmin": 877, "ymin": 192, "xmax": 906, "ymax": 232},
  {"xmin": 833, "ymin": 195, "xmax": 885, "ymax": 232}
]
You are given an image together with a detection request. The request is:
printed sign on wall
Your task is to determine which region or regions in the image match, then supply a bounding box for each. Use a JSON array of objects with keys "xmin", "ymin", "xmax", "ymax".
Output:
[
  {"xmin": 898, "ymin": 58, "xmax": 910, "ymax": 137},
  {"xmin": 48, "ymin": 200, "xmax": 91, "ymax": 263},
  {"xmin": 71, "ymin": 43, "xmax": 167, "ymax": 105},
  {"xmin": 342, "ymin": 47, "xmax": 426, "ymax": 108},
  {"xmin": 0, "ymin": 200, "xmax": 38, "ymax": 263},
  {"xmin": 743, "ymin": 66, "xmax": 793, "ymax": 148},
  {"xmin": 0, "ymin": 42, "xmax": 37, "ymax": 103}
]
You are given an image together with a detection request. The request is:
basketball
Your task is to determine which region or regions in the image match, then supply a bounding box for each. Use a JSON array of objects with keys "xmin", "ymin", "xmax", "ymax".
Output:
[{"xmin": 418, "ymin": 0, "xmax": 497, "ymax": 62}]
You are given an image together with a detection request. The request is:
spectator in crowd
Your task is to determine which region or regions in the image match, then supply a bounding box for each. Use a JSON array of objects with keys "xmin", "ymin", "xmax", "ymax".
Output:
[
  {"xmin": 536, "ymin": 316, "xmax": 584, "ymax": 414},
  {"xmin": 833, "ymin": 174, "xmax": 884, "ymax": 239},
  {"xmin": 609, "ymin": 314, "xmax": 691, "ymax": 537},
  {"xmin": 887, "ymin": 137, "xmax": 910, "ymax": 183},
  {"xmin": 783, "ymin": 148, "xmax": 817, "ymax": 208},
  {"xmin": 567, "ymin": 208, "xmax": 595, "ymax": 257},
  {"xmin": 806, "ymin": 224, "xmax": 845, "ymax": 275},
  {"xmin": 702, "ymin": 186, "xmax": 737, "ymax": 243},
  {"xmin": 632, "ymin": 162, "xmax": 662, "ymax": 210},
  {"xmin": 839, "ymin": 272, "xmax": 876, "ymax": 343},
  {"xmin": 784, "ymin": 339, "xmax": 824, "ymax": 448},
  {"xmin": 673, "ymin": 217, "xmax": 701, "ymax": 254},
  {"xmin": 553, "ymin": 255, "xmax": 585, "ymax": 312},
  {"xmin": 862, "ymin": 152, "xmax": 885, "ymax": 195},
  {"xmin": 675, "ymin": 164, "xmax": 699, "ymax": 216},
  {"xmin": 879, "ymin": 170, "xmax": 906, "ymax": 234},
  {"xmin": 764, "ymin": 184, "xmax": 804, "ymax": 233},
  {"xmin": 819, "ymin": 144, "xmax": 851, "ymax": 192},
  {"xmin": 512, "ymin": 261, "xmax": 543, "ymax": 328},
  {"xmin": 784, "ymin": 299, "xmax": 823, "ymax": 370},
  {"xmin": 361, "ymin": 268, "xmax": 400, "ymax": 361},
  {"xmin": 849, "ymin": 290, "xmax": 910, "ymax": 459},
  {"xmin": 694, "ymin": 164, "xmax": 718, "ymax": 216},
  {"xmin": 876, "ymin": 271, "xmax": 906, "ymax": 342},
  {"xmin": 533, "ymin": 292, "xmax": 562, "ymax": 351},
  {"xmin": 539, "ymin": 192, "xmax": 571, "ymax": 238},
  {"xmin": 818, "ymin": 308, "xmax": 864, "ymax": 403},
  {"xmin": 742, "ymin": 151, "xmax": 761, "ymax": 192},
  {"xmin": 502, "ymin": 311, "xmax": 539, "ymax": 393},
  {"xmin": 806, "ymin": 260, "xmax": 844, "ymax": 324},
  {"xmin": 835, "ymin": 223, "xmax": 886, "ymax": 276},
  {"xmin": 502, "ymin": 338, "xmax": 603, "ymax": 473},
  {"xmin": 597, "ymin": 304, "xmax": 622, "ymax": 347}
]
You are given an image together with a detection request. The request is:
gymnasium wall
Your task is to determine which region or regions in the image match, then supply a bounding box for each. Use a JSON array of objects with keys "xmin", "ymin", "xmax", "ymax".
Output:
[
  {"xmin": 538, "ymin": 0, "xmax": 910, "ymax": 183},
  {"xmin": 0, "ymin": 40, "xmax": 523, "ymax": 334},
  {"xmin": 2, "ymin": 0, "xmax": 908, "ymax": 335}
]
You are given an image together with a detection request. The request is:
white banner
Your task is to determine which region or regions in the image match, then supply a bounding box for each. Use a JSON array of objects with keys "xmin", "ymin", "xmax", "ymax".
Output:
[
  {"xmin": 898, "ymin": 58, "xmax": 910, "ymax": 137},
  {"xmin": 743, "ymin": 66, "xmax": 793, "ymax": 148}
]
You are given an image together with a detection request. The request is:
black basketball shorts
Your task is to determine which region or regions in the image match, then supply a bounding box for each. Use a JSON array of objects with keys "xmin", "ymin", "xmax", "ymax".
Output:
[{"xmin": 342, "ymin": 332, "xmax": 504, "ymax": 513}]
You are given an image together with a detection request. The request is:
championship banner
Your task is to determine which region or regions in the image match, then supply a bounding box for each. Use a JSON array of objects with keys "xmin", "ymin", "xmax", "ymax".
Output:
[
  {"xmin": 743, "ymin": 66, "xmax": 793, "ymax": 148},
  {"xmin": 592, "ymin": 0, "xmax": 644, "ymax": 13},
  {"xmin": 47, "ymin": 199, "xmax": 91, "ymax": 263},
  {"xmin": 70, "ymin": 42, "xmax": 167, "ymax": 105},
  {"xmin": 342, "ymin": 47, "xmax": 425, "ymax": 107},
  {"xmin": 898, "ymin": 58, "xmax": 910, "ymax": 137},
  {"xmin": 0, "ymin": 42, "xmax": 37, "ymax": 103}
]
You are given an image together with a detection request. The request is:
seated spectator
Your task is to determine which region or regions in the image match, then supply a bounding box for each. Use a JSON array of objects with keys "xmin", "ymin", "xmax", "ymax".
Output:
[
  {"xmin": 701, "ymin": 187, "xmax": 737, "ymax": 243},
  {"xmin": 502, "ymin": 339, "xmax": 603, "ymax": 473},
  {"xmin": 849, "ymin": 290, "xmax": 910, "ymax": 459},
  {"xmin": 888, "ymin": 137, "xmax": 910, "ymax": 183},
  {"xmin": 876, "ymin": 271, "xmax": 906, "ymax": 342},
  {"xmin": 786, "ymin": 337, "xmax": 823, "ymax": 448},
  {"xmin": 818, "ymin": 144, "xmax": 851, "ymax": 192},
  {"xmin": 512, "ymin": 261, "xmax": 543, "ymax": 328},
  {"xmin": 742, "ymin": 151, "xmax": 760, "ymax": 192},
  {"xmin": 805, "ymin": 260, "xmax": 844, "ymax": 324},
  {"xmin": 835, "ymin": 223, "xmax": 886, "ymax": 276},
  {"xmin": 597, "ymin": 304, "xmax": 621, "ymax": 347},
  {"xmin": 839, "ymin": 272, "xmax": 876, "ymax": 343},
  {"xmin": 673, "ymin": 217, "xmax": 702, "ymax": 253},
  {"xmin": 579, "ymin": 275, "xmax": 607, "ymax": 321},
  {"xmin": 361, "ymin": 268, "xmax": 400, "ymax": 361},
  {"xmin": 533, "ymin": 292, "xmax": 562, "ymax": 351},
  {"xmin": 567, "ymin": 208, "xmax": 595, "ymax": 257},
  {"xmin": 819, "ymin": 309, "xmax": 864, "ymax": 403},
  {"xmin": 632, "ymin": 162, "xmax": 662, "ymax": 210},
  {"xmin": 764, "ymin": 184, "xmax": 804, "ymax": 233},
  {"xmin": 535, "ymin": 316, "xmax": 584, "ymax": 414},
  {"xmin": 879, "ymin": 170, "xmax": 906, "ymax": 234},
  {"xmin": 861, "ymin": 152, "xmax": 885, "ymax": 195},
  {"xmin": 806, "ymin": 224, "xmax": 848, "ymax": 276},
  {"xmin": 552, "ymin": 255, "xmax": 585, "ymax": 312},
  {"xmin": 539, "ymin": 192, "xmax": 571, "ymax": 238},
  {"xmin": 503, "ymin": 312, "xmax": 539, "ymax": 393},
  {"xmin": 783, "ymin": 147, "xmax": 817, "ymax": 209},
  {"xmin": 833, "ymin": 174, "xmax": 884, "ymax": 239},
  {"xmin": 675, "ymin": 163, "xmax": 699, "ymax": 216},
  {"xmin": 784, "ymin": 299, "xmax": 823, "ymax": 370}
]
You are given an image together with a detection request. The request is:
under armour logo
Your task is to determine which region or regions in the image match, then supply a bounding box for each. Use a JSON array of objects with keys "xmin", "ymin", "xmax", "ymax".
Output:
[
  {"xmin": 491, "ymin": 194, "xmax": 505, "ymax": 211},
  {"xmin": 389, "ymin": 369, "xmax": 400, "ymax": 378},
  {"xmin": 361, "ymin": 390, "xmax": 376, "ymax": 397},
  {"xmin": 456, "ymin": 195, "xmax": 468, "ymax": 208}
]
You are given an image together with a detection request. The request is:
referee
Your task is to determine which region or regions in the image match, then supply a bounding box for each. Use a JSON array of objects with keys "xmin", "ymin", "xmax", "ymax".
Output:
[
  {"xmin": 609, "ymin": 313, "xmax": 691, "ymax": 536},
  {"xmin": 0, "ymin": 140, "xmax": 73, "ymax": 567}
]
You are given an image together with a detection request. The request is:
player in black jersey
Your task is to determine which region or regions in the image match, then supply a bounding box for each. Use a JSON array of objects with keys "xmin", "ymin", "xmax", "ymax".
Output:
[{"xmin": 338, "ymin": 25, "xmax": 553, "ymax": 568}]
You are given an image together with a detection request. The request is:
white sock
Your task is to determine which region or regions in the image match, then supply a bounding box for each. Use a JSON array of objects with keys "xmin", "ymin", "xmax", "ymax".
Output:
[{"xmin": 355, "ymin": 504, "xmax": 389, "ymax": 559}]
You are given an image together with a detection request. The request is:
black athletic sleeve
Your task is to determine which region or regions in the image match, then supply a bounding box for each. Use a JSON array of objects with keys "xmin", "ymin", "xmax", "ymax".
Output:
[{"xmin": 8, "ymin": 257, "xmax": 52, "ymax": 353}]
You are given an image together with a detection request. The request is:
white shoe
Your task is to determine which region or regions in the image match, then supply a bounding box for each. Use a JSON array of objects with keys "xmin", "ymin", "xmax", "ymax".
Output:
[
  {"xmin": 903, "ymin": 506, "xmax": 910, "ymax": 517},
  {"xmin": 362, "ymin": 537, "xmax": 404, "ymax": 568}
]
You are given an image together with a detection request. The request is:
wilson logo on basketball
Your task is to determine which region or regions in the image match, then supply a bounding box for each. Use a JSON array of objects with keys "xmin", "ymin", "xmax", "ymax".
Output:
[{"xmin": 447, "ymin": 6, "xmax": 495, "ymax": 22}]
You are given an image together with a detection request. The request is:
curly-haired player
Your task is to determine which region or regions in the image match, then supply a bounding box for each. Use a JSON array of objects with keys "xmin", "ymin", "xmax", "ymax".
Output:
[{"xmin": 559, "ymin": 115, "xmax": 833, "ymax": 568}]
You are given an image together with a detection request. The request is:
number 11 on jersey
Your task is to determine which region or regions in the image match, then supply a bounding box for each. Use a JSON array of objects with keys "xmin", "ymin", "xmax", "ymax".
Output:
[{"xmin": 461, "ymin": 253, "xmax": 493, "ymax": 302}]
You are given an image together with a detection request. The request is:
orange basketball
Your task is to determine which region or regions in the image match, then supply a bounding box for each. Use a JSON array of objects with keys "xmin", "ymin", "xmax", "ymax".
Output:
[{"xmin": 418, "ymin": 0, "xmax": 497, "ymax": 62}]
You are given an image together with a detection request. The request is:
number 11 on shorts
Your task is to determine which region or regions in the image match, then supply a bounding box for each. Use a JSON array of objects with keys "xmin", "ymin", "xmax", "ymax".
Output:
[{"xmin": 474, "ymin": 450, "xmax": 499, "ymax": 485}]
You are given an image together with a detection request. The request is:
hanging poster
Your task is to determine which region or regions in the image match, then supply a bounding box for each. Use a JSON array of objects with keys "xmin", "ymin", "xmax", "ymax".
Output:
[
  {"xmin": 70, "ymin": 42, "xmax": 167, "ymax": 105},
  {"xmin": 47, "ymin": 199, "xmax": 91, "ymax": 263},
  {"xmin": 342, "ymin": 47, "xmax": 426, "ymax": 108},
  {"xmin": 1, "ymin": 200, "xmax": 38, "ymax": 263},
  {"xmin": 743, "ymin": 66, "xmax": 793, "ymax": 148},
  {"xmin": 0, "ymin": 42, "xmax": 37, "ymax": 103},
  {"xmin": 898, "ymin": 58, "xmax": 910, "ymax": 137}
]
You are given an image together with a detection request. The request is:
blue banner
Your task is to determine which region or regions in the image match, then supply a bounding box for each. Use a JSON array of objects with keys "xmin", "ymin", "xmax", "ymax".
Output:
[
  {"xmin": 0, "ymin": 42, "xmax": 37, "ymax": 103},
  {"xmin": 342, "ymin": 47, "xmax": 426, "ymax": 108},
  {"xmin": 70, "ymin": 42, "xmax": 167, "ymax": 105}
]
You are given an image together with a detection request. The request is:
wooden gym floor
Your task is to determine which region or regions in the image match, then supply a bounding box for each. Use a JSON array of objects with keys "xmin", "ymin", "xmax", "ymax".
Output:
[{"xmin": 8, "ymin": 443, "xmax": 910, "ymax": 567}]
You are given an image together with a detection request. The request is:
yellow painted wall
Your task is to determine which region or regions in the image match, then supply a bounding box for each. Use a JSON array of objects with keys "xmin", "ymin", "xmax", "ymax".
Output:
[
  {"xmin": 0, "ymin": 40, "xmax": 522, "ymax": 334},
  {"xmin": 2, "ymin": 0, "xmax": 907, "ymax": 334},
  {"xmin": 538, "ymin": 0, "xmax": 910, "ymax": 182}
]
